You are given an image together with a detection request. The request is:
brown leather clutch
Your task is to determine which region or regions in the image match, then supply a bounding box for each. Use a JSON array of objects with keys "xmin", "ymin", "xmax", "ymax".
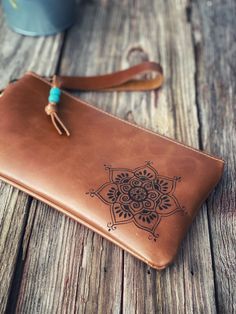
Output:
[{"xmin": 0, "ymin": 62, "xmax": 224, "ymax": 269}]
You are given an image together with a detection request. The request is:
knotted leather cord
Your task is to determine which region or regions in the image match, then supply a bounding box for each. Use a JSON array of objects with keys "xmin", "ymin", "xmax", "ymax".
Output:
[
  {"xmin": 46, "ymin": 62, "xmax": 163, "ymax": 136},
  {"xmin": 45, "ymin": 75, "xmax": 70, "ymax": 136},
  {"xmin": 1, "ymin": 62, "xmax": 163, "ymax": 136}
]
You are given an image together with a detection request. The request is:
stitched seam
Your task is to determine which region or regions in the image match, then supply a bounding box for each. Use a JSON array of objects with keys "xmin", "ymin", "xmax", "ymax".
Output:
[
  {"xmin": 27, "ymin": 72, "xmax": 224, "ymax": 163},
  {"xmin": 0, "ymin": 172, "xmax": 169, "ymax": 270}
]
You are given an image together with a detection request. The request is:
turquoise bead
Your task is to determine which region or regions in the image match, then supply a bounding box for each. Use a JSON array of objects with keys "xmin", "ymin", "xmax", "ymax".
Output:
[
  {"xmin": 50, "ymin": 87, "xmax": 61, "ymax": 96},
  {"xmin": 48, "ymin": 94, "xmax": 60, "ymax": 103},
  {"xmin": 48, "ymin": 87, "xmax": 61, "ymax": 103}
]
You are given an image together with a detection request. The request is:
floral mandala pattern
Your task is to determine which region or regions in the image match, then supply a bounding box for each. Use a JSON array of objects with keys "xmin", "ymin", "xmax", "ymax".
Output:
[{"xmin": 87, "ymin": 161, "xmax": 186, "ymax": 241}]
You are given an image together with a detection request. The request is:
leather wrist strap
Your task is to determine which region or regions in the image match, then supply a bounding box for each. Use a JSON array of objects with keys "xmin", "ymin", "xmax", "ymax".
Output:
[
  {"xmin": 44, "ymin": 61, "xmax": 164, "ymax": 136},
  {"xmin": 0, "ymin": 62, "xmax": 163, "ymax": 136},
  {"xmin": 56, "ymin": 61, "xmax": 163, "ymax": 91}
]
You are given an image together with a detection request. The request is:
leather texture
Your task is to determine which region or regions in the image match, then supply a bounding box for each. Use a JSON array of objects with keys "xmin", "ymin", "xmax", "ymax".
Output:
[
  {"xmin": 0, "ymin": 66, "xmax": 224, "ymax": 269},
  {"xmin": 56, "ymin": 61, "xmax": 164, "ymax": 91},
  {"xmin": 43, "ymin": 62, "xmax": 164, "ymax": 136}
]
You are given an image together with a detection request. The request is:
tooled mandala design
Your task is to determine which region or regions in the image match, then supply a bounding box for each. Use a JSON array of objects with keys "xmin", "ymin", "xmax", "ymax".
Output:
[{"xmin": 87, "ymin": 161, "xmax": 186, "ymax": 241}]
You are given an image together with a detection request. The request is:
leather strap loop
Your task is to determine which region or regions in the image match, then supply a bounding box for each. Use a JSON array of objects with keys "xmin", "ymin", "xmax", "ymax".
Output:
[{"xmin": 57, "ymin": 61, "xmax": 163, "ymax": 92}]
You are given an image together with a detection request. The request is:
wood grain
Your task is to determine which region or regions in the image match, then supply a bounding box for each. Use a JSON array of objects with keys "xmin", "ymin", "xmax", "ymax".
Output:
[
  {"xmin": 15, "ymin": 0, "xmax": 219, "ymax": 313},
  {"xmin": 0, "ymin": 10, "xmax": 63, "ymax": 90},
  {"xmin": 0, "ymin": 0, "xmax": 235, "ymax": 312},
  {"xmin": 0, "ymin": 182, "xmax": 30, "ymax": 313},
  {"xmin": 16, "ymin": 201, "xmax": 123, "ymax": 314},
  {"xmin": 192, "ymin": 0, "xmax": 236, "ymax": 312},
  {"xmin": 0, "ymin": 7, "xmax": 64, "ymax": 313}
]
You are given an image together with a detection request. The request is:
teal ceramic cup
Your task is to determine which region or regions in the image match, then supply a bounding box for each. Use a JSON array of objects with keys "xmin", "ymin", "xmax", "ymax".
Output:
[{"xmin": 2, "ymin": 0, "xmax": 76, "ymax": 36}]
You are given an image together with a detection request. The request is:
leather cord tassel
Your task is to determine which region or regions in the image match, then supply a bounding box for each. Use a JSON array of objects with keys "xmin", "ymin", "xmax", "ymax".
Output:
[
  {"xmin": 45, "ymin": 76, "xmax": 70, "ymax": 136},
  {"xmin": 45, "ymin": 103, "xmax": 70, "ymax": 136}
]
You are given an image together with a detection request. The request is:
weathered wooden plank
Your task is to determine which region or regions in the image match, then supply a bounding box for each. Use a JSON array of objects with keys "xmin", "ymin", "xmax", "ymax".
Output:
[
  {"xmin": 0, "ymin": 6, "xmax": 64, "ymax": 312},
  {"xmin": 191, "ymin": 0, "xmax": 236, "ymax": 312},
  {"xmin": 16, "ymin": 201, "xmax": 123, "ymax": 314},
  {"xmin": 14, "ymin": 0, "xmax": 219, "ymax": 313},
  {"xmin": 0, "ymin": 13, "xmax": 63, "ymax": 90},
  {"xmin": 0, "ymin": 182, "xmax": 30, "ymax": 313},
  {"xmin": 15, "ymin": 4, "xmax": 124, "ymax": 312},
  {"xmin": 117, "ymin": 0, "xmax": 218, "ymax": 312}
]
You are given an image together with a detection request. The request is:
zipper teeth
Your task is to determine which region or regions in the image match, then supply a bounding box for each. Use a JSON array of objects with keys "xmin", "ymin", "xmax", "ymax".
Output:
[{"xmin": 26, "ymin": 71, "xmax": 224, "ymax": 164}]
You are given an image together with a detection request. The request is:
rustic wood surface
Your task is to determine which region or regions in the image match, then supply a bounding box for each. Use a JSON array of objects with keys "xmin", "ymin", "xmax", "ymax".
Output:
[
  {"xmin": 0, "ymin": 7, "xmax": 64, "ymax": 313},
  {"xmin": 0, "ymin": 0, "xmax": 235, "ymax": 313}
]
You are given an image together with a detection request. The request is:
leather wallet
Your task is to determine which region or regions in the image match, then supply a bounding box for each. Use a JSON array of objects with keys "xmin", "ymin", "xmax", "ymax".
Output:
[{"xmin": 0, "ymin": 62, "xmax": 224, "ymax": 269}]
